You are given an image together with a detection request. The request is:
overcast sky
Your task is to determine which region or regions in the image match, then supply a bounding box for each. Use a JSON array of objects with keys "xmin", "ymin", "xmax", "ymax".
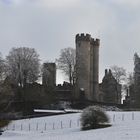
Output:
[{"xmin": 0, "ymin": 0, "xmax": 140, "ymax": 83}]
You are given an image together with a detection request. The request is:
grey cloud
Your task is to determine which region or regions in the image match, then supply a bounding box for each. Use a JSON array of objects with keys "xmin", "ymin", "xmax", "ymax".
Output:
[{"xmin": 0, "ymin": 0, "xmax": 140, "ymax": 83}]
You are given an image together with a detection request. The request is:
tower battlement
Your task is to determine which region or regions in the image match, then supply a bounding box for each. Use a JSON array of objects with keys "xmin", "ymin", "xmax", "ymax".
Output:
[
  {"xmin": 76, "ymin": 33, "xmax": 100, "ymax": 46},
  {"xmin": 91, "ymin": 38, "xmax": 100, "ymax": 46},
  {"xmin": 76, "ymin": 33, "xmax": 91, "ymax": 42}
]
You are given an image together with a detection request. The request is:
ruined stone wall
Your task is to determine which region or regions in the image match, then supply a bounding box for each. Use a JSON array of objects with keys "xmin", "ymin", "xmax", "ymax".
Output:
[{"xmin": 42, "ymin": 63, "xmax": 56, "ymax": 87}]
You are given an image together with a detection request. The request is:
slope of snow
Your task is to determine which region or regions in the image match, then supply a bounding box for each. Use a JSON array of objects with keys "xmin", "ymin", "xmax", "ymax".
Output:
[{"xmin": 1, "ymin": 111, "xmax": 140, "ymax": 140}]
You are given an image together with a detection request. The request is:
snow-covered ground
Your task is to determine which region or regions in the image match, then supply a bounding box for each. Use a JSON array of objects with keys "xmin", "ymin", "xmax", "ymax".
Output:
[{"xmin": 1, "ymin": 111, "xmax": 140, "ymax": 140}]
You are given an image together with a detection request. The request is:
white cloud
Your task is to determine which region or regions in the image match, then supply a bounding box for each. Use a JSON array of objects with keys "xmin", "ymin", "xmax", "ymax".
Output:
[{"xmin": 0, "ymin": 0, "xmax": 140, "ymax": 82}]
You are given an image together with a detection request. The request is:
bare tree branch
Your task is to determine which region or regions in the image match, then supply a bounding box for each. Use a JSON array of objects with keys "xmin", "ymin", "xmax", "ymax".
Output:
[
  {"xmin": 6, "ymin": 47, "xmax": 40, "ymax": 87},
  {"xmin": 110, "ymin": 65, "xmax": 126, "ymax": 84},
  {"xmin": 56, "ymin": 47, "xmax": 75, "ymax": 84}
]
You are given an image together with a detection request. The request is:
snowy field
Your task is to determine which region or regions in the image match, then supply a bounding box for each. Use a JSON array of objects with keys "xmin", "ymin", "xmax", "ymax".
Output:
[{"xmin": 1, "ymin": 111, "xmax": 140, "ymax": 140}]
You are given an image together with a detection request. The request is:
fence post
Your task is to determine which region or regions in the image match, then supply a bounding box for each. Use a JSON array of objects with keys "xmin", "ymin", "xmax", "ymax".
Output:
[
  {"xmin": 13, "ymin": 124, "xmax": 15, "ymax": 131},
  {"xmin": 77, "ymin": 119, "xmax": 80, "ymax": 127},
  {"xmin": 132, "ymin": 112, "xmax": 134, "ymax": 120},
  {"xmin": 113, "ymin": 114, "xmax": 115, "ymax": 122},
  {"xmin": 69, "ymin": 120, "xmax": 72, "ymax": 128},
  {"xmin": 122, "ymin": 114, "xmax": 124, "ymax": 121},
  {"xmin": 29, "ymin": 123, "xmax": 30, "ymax": 131},
  {"xmin": 36, "ymin": 123, "xmax": 38, "ymax": 131},
  {"xmin": 21, "ymin": 124, "xmax": 23, "ymax": 131},
  {"xmin": 44, "ymin": 123, "xmax": 47, "ymax": 131},
  {"xmin": 53, "ymin": 123, "xmax": 55, "ymax": 130},
  {"xmin": 61, "ymin": 121, "xmax": 63, "ymax": 129}
]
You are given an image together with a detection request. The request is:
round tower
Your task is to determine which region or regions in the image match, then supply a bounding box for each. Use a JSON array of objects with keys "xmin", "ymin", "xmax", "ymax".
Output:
[
  {"xmin": 75, "ymin": 33, "xmax": 91, "ymax": 100},
  {"xmin": 75, "ymin": 33, "xmax": 100, "ymax": 101}
]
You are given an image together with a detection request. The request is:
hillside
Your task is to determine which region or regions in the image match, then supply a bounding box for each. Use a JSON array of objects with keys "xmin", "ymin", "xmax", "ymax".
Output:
[{"xmin": 1, "ymin": 111, "xmax": 140, "ymax": 140}]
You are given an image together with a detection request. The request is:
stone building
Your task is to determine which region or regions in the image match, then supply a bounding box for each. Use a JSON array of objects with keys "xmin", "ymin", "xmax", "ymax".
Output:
[
  {"xmin": 75, "ymin": 33, "xmax": 100, "ymax": 101},
  {"xmin": 99, "ymin": 69, "xmax": 122, "ymax": 104},
  {"xmin": 42, "ymin": 63, "xmax": 56, "ymax": 86}
]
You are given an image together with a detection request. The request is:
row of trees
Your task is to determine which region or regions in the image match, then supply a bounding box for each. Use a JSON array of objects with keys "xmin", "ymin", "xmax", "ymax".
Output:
[
  {"xmin": 0, "ymin": 47, "xmax": 76, "ymax": 86},
  {"xmin": 0, "ymin": 46, "xmax": 138, "ymax": 102}
]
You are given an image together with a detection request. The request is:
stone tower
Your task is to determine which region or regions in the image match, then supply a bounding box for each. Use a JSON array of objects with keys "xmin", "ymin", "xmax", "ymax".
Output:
[
  {"xmin": 42, "ymin": 63, "xmax": 56, "ymax": 87},
  {"xmin": 75, "ymin": 33, "xmax": 100, "ymax": 101}
]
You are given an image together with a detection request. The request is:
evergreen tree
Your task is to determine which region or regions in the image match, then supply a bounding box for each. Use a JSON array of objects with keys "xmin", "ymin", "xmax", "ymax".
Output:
[{"xmin": 134, "ymin": 53, "xmax": 140, "ymax": 107}]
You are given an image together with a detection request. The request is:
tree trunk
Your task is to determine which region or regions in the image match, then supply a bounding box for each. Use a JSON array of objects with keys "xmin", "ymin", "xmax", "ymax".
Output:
[{"xmin": 69, "ymin": 65, "xmax": 72, "ymax": 84}]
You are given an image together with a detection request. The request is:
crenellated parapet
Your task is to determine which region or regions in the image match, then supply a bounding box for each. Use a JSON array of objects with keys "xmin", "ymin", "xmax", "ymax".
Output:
[
  {"xmin": 76, "ymin": 33, "xmax": 100, "ymax": 46},
  {"xmin": 76, "ymin": 33, "xmax": 91, "ymax": 42},
  {"xmin": 91, "ymin": 38, "xmax": 100, "ymax": 46}
]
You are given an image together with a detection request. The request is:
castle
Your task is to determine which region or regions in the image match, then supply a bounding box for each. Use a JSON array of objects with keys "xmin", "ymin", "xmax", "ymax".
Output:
[{"xmin": 42, "ymin": 33, "xmax": 121, "ymax": 104}]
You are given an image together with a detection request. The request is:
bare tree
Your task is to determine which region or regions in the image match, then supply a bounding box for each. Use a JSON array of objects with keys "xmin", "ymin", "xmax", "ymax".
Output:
[
  {"xmin": 110, "ymin": 65, "xmax": 126, "ymax": 84},
  {"xmin": 126, "ymin": 72, "xmax": 134, "ymax": 86},
  {"xmin": 56, "ymin": 47, "xmax": 76, "ymax": 84},
  {"xmin": 6, "ymin": 47, "xmax": 40, "ymax": 87},
  {"xmin": 110, "ymin": 65, "xmax": 127, "ymax": 100}
]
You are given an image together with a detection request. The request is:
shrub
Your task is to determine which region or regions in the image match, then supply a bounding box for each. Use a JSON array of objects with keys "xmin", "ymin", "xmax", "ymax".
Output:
[
  {"xmin": 80, "ymin": 106, "xmax": 109, "ymax": 130},
  {"xmin": 0, "ymin": 120, "xmax": 10, "ymax": 129}
]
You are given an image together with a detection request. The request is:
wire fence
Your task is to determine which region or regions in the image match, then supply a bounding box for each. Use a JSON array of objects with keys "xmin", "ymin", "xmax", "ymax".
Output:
[
  {"xmin": 5, "ymin": 119, "xmax": 81, "ymax": 132},
  {"xmin": 111, "ymin": 112, "xmax": 135, "ymax": 122},
  {"xmin": 4, "ymin": 112, "xmax": 139, "ymax": 132}
]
